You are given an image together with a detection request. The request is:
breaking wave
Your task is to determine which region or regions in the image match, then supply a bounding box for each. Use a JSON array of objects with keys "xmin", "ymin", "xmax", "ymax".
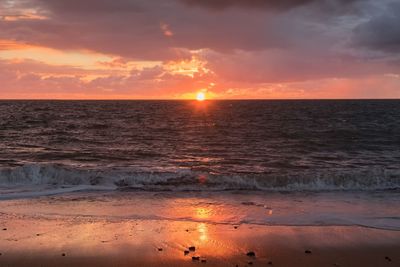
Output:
[{"xmin": 0, "ymin": 164, "xmax": 399, "ymax": 192}]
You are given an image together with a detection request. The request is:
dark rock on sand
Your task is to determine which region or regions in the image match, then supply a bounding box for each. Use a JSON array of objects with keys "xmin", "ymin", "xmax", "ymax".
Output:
[
  {"xmin": 2, "ymin": 228, "xmax": 7, "ymax": 231},
  {"xmin": 234, "ymin": 226, "xmax": 238, "ymax": 229},
  {"xmin": 247, "ymin": 251, "xmax": 256, "ymax": 257},
  {"xmin": 62, "ymin": 253, "xmax": 66, "ymax": 257},
  {"xmin": 248, "ymin": 261, "xmax": 253, "ymax": 265},
  {"xmin": 201, "ymin": 259, "xmax": 207, "ymax": 263},
  {"xmin": 158, "ymin": 248, "xmax": 163, "ymax": 251},
  {"xmin": 268, "ymin": 261, "xmax": 273, "ymax": 265},
  {"xmin": 385, "ymin": 256, "xmax": 392, "ymax": 262},
  {"xmin": 305, "ymin": 250, "xmax": 312, "ymax": 254},
  {"xmin": 184, "ymin": 250, "xmax": 190, "ymax": 255},
  {"xmin": 192, "ymin": 256, "xmax": 200, "ymax": 261},
  {"xmin": 189, "ymin": 246, "xmax": 196, "ymax": 252}
]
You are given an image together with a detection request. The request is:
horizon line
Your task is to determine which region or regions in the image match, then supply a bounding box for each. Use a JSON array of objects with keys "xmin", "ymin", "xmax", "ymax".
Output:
[{"xmin": 0, "ymin": 98, "xmax": 399, "ymax": 101}]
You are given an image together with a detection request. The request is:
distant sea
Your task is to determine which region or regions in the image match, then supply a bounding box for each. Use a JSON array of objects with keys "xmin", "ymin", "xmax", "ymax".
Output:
[{"xmin": 0, "ymin": 100, "xmax": 399, "ymax": 192}]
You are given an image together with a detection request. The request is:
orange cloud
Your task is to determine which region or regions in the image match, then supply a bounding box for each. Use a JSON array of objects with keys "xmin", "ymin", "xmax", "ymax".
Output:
[
  {"xmin": 0, "ymin": 39, "xmax": 31, "ymax": 50},
  {"xmin": 165, "ymin": 56, "xmax": 213, "ymax": 78},
  {"xmin": 1, "ymin": 13, "xmax": 47, "ymax": 21},
  {"xmin": 0, "ymin": 0, "xmax": 399, "ymax": 99}
]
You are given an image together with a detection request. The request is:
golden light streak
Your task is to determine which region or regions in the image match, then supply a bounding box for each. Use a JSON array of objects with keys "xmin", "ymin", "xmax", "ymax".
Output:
[
  {"xmin": 0, "ymin": 43, "xmax": 114, "ymax": 70},
  {"xmin": 0, "ymin": 8, "xmax": 48, "ymax": 21},
  {"xmin": 0, "ymin": 39, "xmax": 30, "ymax": 50}
]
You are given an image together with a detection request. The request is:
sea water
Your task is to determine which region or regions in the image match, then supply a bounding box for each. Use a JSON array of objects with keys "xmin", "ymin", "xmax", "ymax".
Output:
[
  {"xmin": 0, "ymin": 100, "xmax": 399, "ymax": 192},
  {"xmin": 1, "ymin": 100, "xmax": 399, "ymax": 230}
]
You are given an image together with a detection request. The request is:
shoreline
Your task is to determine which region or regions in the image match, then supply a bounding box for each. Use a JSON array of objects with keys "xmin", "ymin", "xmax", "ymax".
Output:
[{"xmin": 1, "ymin": 190, "xmax": 399, "ymax": 230}]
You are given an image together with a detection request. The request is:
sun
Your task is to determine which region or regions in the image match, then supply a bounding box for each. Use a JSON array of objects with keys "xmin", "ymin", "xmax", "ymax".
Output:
[{"xmin": 196, "ymin": 92, "xmax": 206, "ymax": 101}]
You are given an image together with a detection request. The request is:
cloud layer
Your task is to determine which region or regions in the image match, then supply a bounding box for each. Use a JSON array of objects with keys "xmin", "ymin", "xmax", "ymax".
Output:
[
  {"xmin": 353, "ymin": 2, "xmax": 400, "ymax": 52},
  {"xmin": 179, "ymin": 0, "xmax": 358, "ymax": 11},
  {"xmin": 0, "ymin": 0, "xmax": 399, "ymax": 99}
]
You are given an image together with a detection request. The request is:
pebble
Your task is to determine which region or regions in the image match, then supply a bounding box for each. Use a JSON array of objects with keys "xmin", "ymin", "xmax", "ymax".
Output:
[
  {"xmin": 248, "ymin": 261, "xmax": 253, "ymax": 265},
  {"xmin": 201, "ymin": 259, "xmax": 207, "ymax": 263},
  {"xmin": 189, "ymin": 246, "xmax": 196, "ymax": 252},
  {"xmin": 158, "ymin": 248, "xmax": 163, "ymax": 251},
  {"xmin": 246, "ymin": 251, "xmax": 256, "ymax": 257},
  {"xmin": 192, "ymin": 256, "xmax": 200, "ymax": 261},
  {"xmin": 385, "ymin": 256, "xmax": 392, "ymax": 262},
  {"xmin": 268, "ymin": 261, "xmax": 273, "ymax": 265},
  {"xmin": 184, "ymin": 250, "xmax": 190, "ymax": 255},
  {"xmin": 61, "ymin": 253, "xmax": 66, "ymax": 257},
  {"xmin": 305, "ymin": 250, "xmax": 312, "ymax": 254},
  {"xmin": 2, "ymin": 228, "xmax": 6, "ymax": 231}
]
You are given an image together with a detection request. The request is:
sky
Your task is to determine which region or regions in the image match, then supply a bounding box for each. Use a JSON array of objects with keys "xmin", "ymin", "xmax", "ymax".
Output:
[{"xmin": 0, "ymin": 0, "xmax": 399, "ymax": 99}]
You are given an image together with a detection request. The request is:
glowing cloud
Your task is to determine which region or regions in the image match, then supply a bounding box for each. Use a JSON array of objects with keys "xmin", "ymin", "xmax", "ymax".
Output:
[{"xmin": 0, "ymin": 0, "xmax": 398, "ymax": 99}]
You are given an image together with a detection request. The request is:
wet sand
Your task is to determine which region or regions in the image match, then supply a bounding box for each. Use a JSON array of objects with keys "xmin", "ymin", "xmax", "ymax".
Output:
[{"xmin": 0, "ymin": 192, "xmax": 399, "ymax": 267}]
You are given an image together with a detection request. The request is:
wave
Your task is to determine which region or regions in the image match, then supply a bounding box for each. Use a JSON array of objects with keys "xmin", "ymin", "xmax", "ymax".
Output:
[{"xmin": 0, "ymin": 164, "xmax": 399, "ymax": 193}]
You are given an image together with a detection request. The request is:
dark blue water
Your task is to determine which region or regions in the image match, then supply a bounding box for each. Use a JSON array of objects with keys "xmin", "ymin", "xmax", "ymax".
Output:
[{"xmin": 0, "ymin": 100, "xmax": 399, "ymax": 191}]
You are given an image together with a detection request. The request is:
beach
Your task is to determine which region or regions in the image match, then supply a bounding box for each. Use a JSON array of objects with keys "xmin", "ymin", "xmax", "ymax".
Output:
[{"xmin": 1, "ymin": 191, "xmax": 399, "ymax": 267}]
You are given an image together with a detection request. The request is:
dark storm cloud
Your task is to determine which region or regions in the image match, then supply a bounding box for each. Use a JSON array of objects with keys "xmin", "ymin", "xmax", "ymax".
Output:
[
  {"xmin": 180, "ymin": 0, "xmax": 313, "ymax": 10},
  {"xmin": 353, "ymin": 3, "xmax": 400, "ymax": 52},
  {"xmin": 179, "ymin": 0, "xmax": 359, "ymax": 11},
  {"xmin": 0, "ymin": 0, "xmax": 399, "ymax": 93},
  {"xmin": 0, "ymin": 0, "xmax": 303, "ymax": 60},
  {"xmin": 34, "ymin": 0, "xmax": 146, "ymax": 14},
  {"xmin": 0, "ymin": 0, "xmax": 182, "ymax": 60},
  {"xmin": 0, "ymin": 0, "xmax": 365, "ymax": 61}
]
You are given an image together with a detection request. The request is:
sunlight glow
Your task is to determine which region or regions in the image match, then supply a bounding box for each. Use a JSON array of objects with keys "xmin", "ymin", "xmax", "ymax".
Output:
[{"xmin": 196, "ymin": 92, "xmax": 206, "ymax": 101}]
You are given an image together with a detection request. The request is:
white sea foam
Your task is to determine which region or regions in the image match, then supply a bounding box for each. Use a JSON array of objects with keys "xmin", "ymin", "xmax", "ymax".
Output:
[{"xmin": 0, "ymin": 164, "xmax": 399, "ymax": 197}]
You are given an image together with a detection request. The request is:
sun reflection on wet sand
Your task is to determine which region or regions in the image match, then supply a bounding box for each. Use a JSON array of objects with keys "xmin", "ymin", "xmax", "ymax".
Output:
[
  {"xmin": 0, "ymin": 193, "xmax": 400, "ymax": 267},
  {"xmin": 197, "ymin": 223, "xmax": 208, "ymax": 242},
  {"xmin": 1, "ymin": 214, "xmax": 399, "ymax": 267},
  {"xmin": 195, "ymin": 207, "xmax": 213, "ymax": 219}
]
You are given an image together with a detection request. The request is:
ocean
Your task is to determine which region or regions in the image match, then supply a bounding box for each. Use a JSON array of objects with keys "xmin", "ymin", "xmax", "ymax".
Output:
[{"xmin": 0, "ymin": 100, "xmax": 399, "ymax": 193}]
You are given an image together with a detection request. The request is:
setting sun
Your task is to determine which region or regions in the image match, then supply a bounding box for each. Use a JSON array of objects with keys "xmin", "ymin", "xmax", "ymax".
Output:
[{"xmin": 196, "ymin": 92, "xmax": 206, "ymax": 101}]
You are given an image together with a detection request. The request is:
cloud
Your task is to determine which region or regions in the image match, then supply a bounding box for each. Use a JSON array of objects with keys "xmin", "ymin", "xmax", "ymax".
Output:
[
  {"xmin": 0, "ymin": 57, "xmax": 215, "ymax": 99},
  {"xmin": 353, "ymin": 2, "xmax": 400, "ymax": 53},
  {"xmin": 0, "ymin": 0, "xmax": 361, "ymax": 59},
  {"xmin": 179, "ymin": 0, "xmax": 359, "ymax": 11},
  {"xmin": 0, "ymin": 0, "xmax": 399, "ymax": 99},
  {"xmin": 34, "ymin": 0, "xmax": 145, "ymax": 14},
  {"xmin": 180, "ymin": 0, "xmax": 313, "ymax": 10},
  {"xmin": 0, "ymin": 1, "xmax": 188, "ymax": 60},
  {"xmin": 202, "ymin": 49, "xmax": 399, "ymax": 84}
]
